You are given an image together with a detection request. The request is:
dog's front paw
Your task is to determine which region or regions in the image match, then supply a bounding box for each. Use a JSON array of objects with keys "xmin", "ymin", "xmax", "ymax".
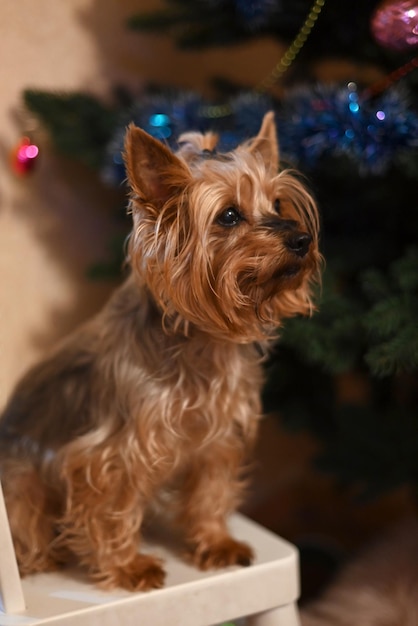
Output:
[
  {"xmin": 193, "ymin": 537, "xmax": 254, "ymax": 570},
  {"xmin": 95, "ymin": 553, "xmax": 166, "ymax": 591}
]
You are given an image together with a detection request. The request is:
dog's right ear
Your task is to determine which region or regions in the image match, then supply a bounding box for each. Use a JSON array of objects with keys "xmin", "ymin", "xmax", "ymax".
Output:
[
  {"xmin": 248, "ymin": 111, "xmax": 279, "ymax": 174},
  {"xmin": 124, "ymin": 124, "xmax": 191, "ymax": 209}
]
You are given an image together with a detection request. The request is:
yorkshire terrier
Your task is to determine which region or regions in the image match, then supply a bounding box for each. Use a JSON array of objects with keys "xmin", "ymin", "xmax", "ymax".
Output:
[{"xmin": 0, "ymin": 112, "xmax": 321, "ymax": 591}]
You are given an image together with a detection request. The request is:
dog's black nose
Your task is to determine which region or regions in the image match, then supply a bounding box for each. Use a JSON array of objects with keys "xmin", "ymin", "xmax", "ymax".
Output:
[{"xmin": 285, "ymin": 231, "xmax": 312, "ymax": 257}]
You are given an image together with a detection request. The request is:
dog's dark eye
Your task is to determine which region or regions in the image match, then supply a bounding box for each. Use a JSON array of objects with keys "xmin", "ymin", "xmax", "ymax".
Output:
[
  {"xmin": 217, "ymin": 207, "xmax": 242, "ymax": 227},
  {"xmin": 274, "ymin": 199, "xmax": 281, "ymax": 214}
]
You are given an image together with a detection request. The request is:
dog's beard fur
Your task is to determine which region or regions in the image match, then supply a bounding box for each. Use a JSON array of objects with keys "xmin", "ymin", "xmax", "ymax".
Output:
[{"xmin": 0, "ymin": 112, "xmax": 321, "ymax": 591}]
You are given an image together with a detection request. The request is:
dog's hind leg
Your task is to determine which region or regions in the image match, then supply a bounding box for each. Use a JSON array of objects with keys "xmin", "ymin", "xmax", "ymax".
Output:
[{"xmin": 2, "ymin": 460, "xmax": 64, "ymax": 576}]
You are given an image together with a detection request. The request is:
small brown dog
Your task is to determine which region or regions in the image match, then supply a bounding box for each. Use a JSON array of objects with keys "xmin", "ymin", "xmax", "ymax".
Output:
[{"xmin": 0, "ymin": 112, "xmax": 321, "ymax": 591}]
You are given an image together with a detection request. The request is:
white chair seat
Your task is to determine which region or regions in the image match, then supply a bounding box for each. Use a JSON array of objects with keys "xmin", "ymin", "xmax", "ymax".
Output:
[{"xmin": 0, "ymin": 510, "xmax": 301, "ymax": 626}]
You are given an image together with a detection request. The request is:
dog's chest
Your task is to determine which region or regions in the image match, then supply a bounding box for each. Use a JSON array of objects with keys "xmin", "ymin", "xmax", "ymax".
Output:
[
  {"xmin": 133, "ymin": 341, "xmax": 262, "ymax": 448},
  {"xmin": 167, "ymin": 341, "xmax": 259, "ymax": 409}
]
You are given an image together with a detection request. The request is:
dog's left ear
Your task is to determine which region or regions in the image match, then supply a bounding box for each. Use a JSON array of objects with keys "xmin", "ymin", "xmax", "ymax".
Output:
[
  {"xmin": 248, "ymin": 111, "xmax": 279, "ymax": 173},
  {"xmin": 124, "ymin": 124, "xmax": 191, "ymax": 210}
]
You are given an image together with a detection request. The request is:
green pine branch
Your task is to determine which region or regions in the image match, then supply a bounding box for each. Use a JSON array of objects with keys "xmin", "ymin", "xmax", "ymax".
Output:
[
  {"xmin": 279, "ymin": 274, "xmax": 364, "ymax": 374},
  {"xmin": 362, "ymin": 248, "xmax": 418, "ymax": 376},
  {"xmin": 23, "ymin": 90, "xmax": 116, "ymax": 169},
  {"xmin": 128, "ymin": 4, "xmax": 249, "ymax": 49}
]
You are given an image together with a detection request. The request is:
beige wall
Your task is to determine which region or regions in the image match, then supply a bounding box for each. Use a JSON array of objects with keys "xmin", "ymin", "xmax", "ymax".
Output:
[{"xmin": 0, "ymin": 0, "xmax": 283, "ymax": 406}]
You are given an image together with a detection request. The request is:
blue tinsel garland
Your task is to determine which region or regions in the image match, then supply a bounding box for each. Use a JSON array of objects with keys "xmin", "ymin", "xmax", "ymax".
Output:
[
  {"xmin": 102, "ymin": 83, "xmax": 418, "ymax": 186},
  {"xmin": 278, "ymin": 82, "xmax": 418, "ymax": 174}
]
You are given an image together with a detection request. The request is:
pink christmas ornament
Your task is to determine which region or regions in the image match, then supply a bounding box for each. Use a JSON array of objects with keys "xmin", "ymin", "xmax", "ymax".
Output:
[
  {"xmin": 371, "ymin": 0, "xmax": 418, "ymax": 52},
  {"xmin": 10, "ymin": 136, "xmax": 39, "ymax": 175}
]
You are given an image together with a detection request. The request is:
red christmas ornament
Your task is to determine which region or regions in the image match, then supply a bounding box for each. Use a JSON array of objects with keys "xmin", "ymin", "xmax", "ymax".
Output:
[
  {"xmin": 10, "ymin": 136, "xmax": 39, "ymax": 175},
  {"xmin": 371, "ymin": 0, "xmax": 418, "ymax": 52}
]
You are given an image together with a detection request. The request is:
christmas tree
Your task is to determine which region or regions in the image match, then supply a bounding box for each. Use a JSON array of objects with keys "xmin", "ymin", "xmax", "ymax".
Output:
[{"xmin": 22, "ymin": 0, "xmax": 418, "ymax": 500}]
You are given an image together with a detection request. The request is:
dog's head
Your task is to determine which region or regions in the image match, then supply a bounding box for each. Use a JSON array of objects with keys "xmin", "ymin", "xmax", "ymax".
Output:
[{"xmin": 124, "ymin": 112, "xmax": 322, "ymax": 343}]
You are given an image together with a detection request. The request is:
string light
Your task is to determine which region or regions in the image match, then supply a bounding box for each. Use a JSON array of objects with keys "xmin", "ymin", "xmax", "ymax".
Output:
[
  {"xmin": 256, "ymin": 0, "xmax": 326, "ymax": 93},
  {"xmin": 201, "ymin": 0, "xmax": 326, "ymax": 119},
  {"xmin": 362, "ymin": 56, "xmax": 418, "ymax": 99}
]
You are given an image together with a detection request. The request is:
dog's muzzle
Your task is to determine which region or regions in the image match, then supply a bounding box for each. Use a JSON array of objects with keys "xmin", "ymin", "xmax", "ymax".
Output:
[{"xmin": 284, "ymin": 231, "xmax": 312, "ymax": 258}]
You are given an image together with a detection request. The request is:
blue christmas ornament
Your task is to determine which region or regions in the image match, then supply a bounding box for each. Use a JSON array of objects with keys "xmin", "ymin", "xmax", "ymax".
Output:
[{"xmin": 148, "ymin": 113, "xmax": 172, "ymax": 139}]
